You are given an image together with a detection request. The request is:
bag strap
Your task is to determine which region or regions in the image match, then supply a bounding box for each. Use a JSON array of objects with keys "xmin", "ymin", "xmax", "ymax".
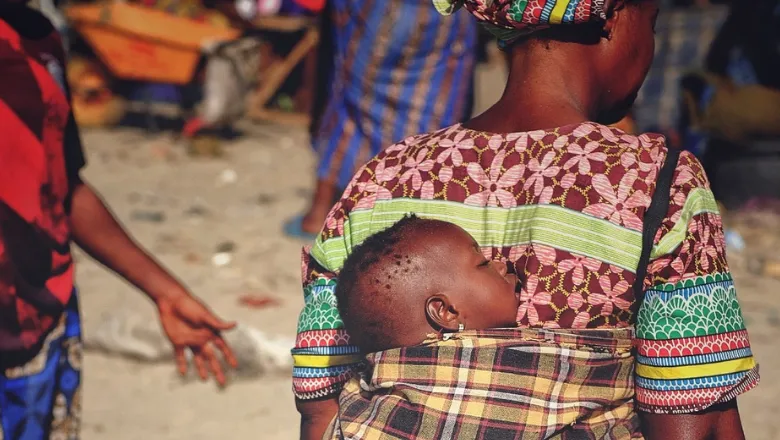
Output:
[{"xmin": 633, "ymin": 148, "xmax": 681, "ymax": 304}]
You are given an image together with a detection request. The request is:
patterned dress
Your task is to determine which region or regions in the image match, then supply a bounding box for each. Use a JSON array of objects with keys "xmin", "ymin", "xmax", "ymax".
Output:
[
  {"xmin": 314, "ymin": 0, "xmax": 477, "ymax": 189},
  {"xmin": 292, "ymin": 122, "xmax": 759, "ymax": 414},
  {"xmin": 1, "ymin": 294, "xmax": 82, "ymax": 440}
]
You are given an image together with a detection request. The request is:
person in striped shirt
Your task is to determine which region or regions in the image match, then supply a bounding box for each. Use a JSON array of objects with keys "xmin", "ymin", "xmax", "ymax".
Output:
[{"xmin": 283, "ymin": 0, "xmax": 478, "ymax": 239}]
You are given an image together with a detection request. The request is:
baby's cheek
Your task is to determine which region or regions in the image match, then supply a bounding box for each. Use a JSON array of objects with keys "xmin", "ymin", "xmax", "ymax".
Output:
[{"xmin": 497, "ymin": 298, "xmax": 521, "ymax": 325}]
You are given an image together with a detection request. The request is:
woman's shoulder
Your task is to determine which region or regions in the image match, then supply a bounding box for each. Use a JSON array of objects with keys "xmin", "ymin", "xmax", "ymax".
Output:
[
  {"xmin": 354, "ymin": 122, "xmax": 688, "ymax": 186},
  {"xmin": 341, "ymin": 121, "xmax": 708, "ymax": 207},
  {"xmin": 554, "ymin": 122, "xmax": 669, "ymax": 158},
  {"xmin": 375, "ymin": 122, "xmax": 672, "ymax": 159}
]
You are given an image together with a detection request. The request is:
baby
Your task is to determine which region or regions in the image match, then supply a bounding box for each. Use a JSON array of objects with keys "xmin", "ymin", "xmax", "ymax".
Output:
[
  {"xmin": 335, "ymin": 214, "xmax": 520, "ymax": 353},
  {"xmin": 329, "ymin": 215, "xmax": 638, "ymax": 440}
]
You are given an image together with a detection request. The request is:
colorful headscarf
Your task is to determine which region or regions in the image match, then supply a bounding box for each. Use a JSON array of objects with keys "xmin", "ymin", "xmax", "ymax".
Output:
[{"xmin": 434, "ymin": 0, "xmax": 611, "ymax": 43}]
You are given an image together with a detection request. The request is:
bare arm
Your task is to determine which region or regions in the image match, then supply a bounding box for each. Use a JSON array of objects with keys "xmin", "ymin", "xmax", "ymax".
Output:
[
  {"xmin": 69, "ymin": 180, "xmax": 188, "ymax": 302},
  {"xmin": 640, "ymin": 400, "xmax": 746, "ymax": 440},
  {"xmin": 297, "ymin": 396, "xmax": 339, "ymax": 440},
  {"xmin": 68, "ymin": 180, "xmax": 238, "ymax": 384}
]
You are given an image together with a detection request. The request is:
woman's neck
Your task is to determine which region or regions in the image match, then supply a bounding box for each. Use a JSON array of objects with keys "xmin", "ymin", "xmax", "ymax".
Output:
[{"xmin": 465, "ymin": 42, "xmax": 603, "ymax": 134}]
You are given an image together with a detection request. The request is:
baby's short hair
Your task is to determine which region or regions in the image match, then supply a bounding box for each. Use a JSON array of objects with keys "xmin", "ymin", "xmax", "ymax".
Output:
[{"xmin": 335, "ymin": 214, "xmax": 428, "ymax": 353}]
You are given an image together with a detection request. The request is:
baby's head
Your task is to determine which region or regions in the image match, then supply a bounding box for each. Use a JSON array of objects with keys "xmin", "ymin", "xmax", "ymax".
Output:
[{"xmin": 335, "ymin": 215, "xmax": 520, "ymax": 353}]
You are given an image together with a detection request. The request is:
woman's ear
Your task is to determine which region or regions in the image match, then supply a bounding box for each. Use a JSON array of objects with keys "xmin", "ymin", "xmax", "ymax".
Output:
[
  {"xmin": 602, "ymin": 0, "xmax": 627, "ymax": 40},
  {"xmin": 425, "ymin": 294, "xmax": 460, "ymax": 332}
]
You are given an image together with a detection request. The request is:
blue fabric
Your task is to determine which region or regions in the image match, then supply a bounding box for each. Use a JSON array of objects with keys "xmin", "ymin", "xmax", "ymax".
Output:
[
  {"xmin": 725, "ymin": 49, "xmax": 759, "ymax": 87},
  {"xmin": 677, "ymin": 5, "xmax": 780, "ymax": 155},
  {"xmin": 283, "ymin": 215, "xmax": 319, "ymax": 240},
  {"xmin": 633, "ymin": 6, "xmax": 728, "ymax": 137},
  {"xmin": 280, "ymin": 1, "xmax": 315, "ymax": 15},
  {"xmin": 314, "ymin": 0, "xmax": 477, "ymax": 189},
  {"xmin": 636, "ymin": 4, "xmax": 780, "ymax": 156},
  {"xmin": 0, "ymin": 291, "xmax": 81, "ymax": 440}
]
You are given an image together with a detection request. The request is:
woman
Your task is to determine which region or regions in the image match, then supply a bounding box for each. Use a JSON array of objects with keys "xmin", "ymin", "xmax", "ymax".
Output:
[
  {"xmin": 293, "ymin": 0, "xmax": 758, "ymax": 438},
  {"xmin": 0, "ymin": 5, "xmax": 236, "ymax": 439},
  {"xmin": 283, "ymin": 0, "xmax": 477, "ymax": 238}
]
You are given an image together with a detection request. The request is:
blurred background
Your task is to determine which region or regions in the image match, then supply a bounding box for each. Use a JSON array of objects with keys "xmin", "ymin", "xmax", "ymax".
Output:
[{"xmin": 24, "ymin": 0, "xmax": 780, "ymax": 438}]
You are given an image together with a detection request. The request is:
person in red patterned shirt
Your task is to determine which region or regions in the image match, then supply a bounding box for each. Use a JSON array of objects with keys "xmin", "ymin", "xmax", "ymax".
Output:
[{"xmin": 0, "ymin": 4, "xmax": 237, "ymax": 439}]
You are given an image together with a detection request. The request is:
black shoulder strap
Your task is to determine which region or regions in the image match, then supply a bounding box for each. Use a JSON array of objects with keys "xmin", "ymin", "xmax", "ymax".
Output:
[{"xmin": 633, "ymin": 148, "xmax": 681, "ymax": 304}]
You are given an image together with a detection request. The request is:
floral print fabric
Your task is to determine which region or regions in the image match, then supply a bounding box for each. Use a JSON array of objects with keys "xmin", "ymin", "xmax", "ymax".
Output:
[{"xmin": 292, "ymin": 122, "xmax": 758, "ymax": 413}]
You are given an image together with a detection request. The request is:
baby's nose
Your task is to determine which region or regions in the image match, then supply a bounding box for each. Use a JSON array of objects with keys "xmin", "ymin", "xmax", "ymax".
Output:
[{"xmin": 490, "ymin": 260, "xmax": 508, "ymax": 276}]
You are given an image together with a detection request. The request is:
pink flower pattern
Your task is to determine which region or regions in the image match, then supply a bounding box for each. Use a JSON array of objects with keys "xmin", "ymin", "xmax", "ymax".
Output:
[
  {"xmin": 692, "ymin": 218, "xmax": 719, "ymax": 271},
  {"xmin": 437, "ymin": 131, "xmax": 474, "ymax": 183},
  {"xmin": 310, "ymin": 122, "xmax": 729, "ymax": 329},
  {"xmin": 354, "ymin": 181, "xmax": 393, "ymax": 210},
  {"xmin": 583, "ymin": 171, "xmax": 650, "ymax": 231},
  {"xmin": 517, "ymin": 275, "xmax": 552, "ymax": 325},
  {"xmin": 566, "ymin": 292, "xmax": 591, "ymax": 329},
  {"xmin": 558, "ymin": 253, "xmax": 603, "ymax": 286},
  {"xmin": 507, "ymin": 132, "xmax": 529, "ymax": 153},
  {"xmin": 437, "ymin": 130, "xmax": 475, "ymax": 159},
  {"xmin": 399, "ymin": 148, "xmax": 434, "ymax": 190},
  {"xmin": 325, "ymin": 212, "xmax": 345, "ymax": 236},
  {"xmin": 464, "ymin": 151, "xmax": 524, "ymax": 207},
  {"xmin": 563, "ymin": 141, "xmax": 607, "ymax": 174},
  {"xmin": 591, "ymin": 275, "xmax": 633, "ymax": 316},
  {"xmin": 523, "ymin": 151, "xmax": 560, "ymax": 197}
]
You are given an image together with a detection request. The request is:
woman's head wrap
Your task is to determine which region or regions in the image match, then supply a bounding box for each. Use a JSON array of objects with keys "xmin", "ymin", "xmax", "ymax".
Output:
[{"xmin": 434, "ymin": 0, "xmax": 613, "ymax": 44}]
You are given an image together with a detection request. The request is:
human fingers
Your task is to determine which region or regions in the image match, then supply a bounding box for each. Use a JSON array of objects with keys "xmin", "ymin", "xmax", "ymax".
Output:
[
  {"xmin": 193, "ymin": 350, "xmax": 209, "ymax": 381},
  {"xmin": 213, "ymin": 336, "xmax": 238, "ymax": 369},
  {"xmin": 202, "ymin": 344, "xmax": 227, "ymax": 386},
  {"xmin": 175, "ymin": 346, "xmax": 188, "ymax": 377},
  {"xmin": 202, "ymin": 312, "xmax": 237, "ymax": 332}
]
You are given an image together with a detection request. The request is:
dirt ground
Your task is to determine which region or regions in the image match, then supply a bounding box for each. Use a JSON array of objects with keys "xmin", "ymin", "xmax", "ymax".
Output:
[
  {"xmin": 74, "ymin": 67, "xmax": 779, "ymax": 439},
  {"xmin": 74, "ymin": 121, "xmax": 309, "ymax": 440}
]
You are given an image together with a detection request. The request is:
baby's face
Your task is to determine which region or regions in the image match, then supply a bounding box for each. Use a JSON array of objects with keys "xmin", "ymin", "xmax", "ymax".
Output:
[{"xmin": 421, "ymin": 223, "xmax": 520, "ymax": 330}]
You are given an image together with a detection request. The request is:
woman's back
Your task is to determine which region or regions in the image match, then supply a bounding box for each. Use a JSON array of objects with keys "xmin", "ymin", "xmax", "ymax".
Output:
[
  {"xmin": 315, "ymin": 122, "xmax": 694, "ymax": 323},
  {"xmin": 298, "ymin": 122, "xmax": 756, "ymax": 413}
]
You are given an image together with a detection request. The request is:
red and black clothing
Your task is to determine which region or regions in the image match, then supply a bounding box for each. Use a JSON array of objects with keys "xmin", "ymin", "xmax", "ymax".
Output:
[{"xmin": 0, "ymin": 5, "xmax": 85, "ymax": 363}]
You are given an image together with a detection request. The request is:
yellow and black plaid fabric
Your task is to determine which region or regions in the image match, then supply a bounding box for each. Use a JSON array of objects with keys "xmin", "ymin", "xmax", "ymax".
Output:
[{"xmin": 327, "ymin": 328, "xmax": 642, "ymax": 440}]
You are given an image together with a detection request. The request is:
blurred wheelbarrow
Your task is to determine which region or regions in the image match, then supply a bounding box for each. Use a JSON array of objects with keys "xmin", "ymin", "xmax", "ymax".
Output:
[
  {"xmin": 64, "ymin": 1, "xmax": 241, "ymax": 128},
  {"xmin": 182, "ymin": 36, "xmax": 263, "ymax": 138},
  {"xmin": 182, "ymin": 13, "xmax": 321, "ymax": 138}
]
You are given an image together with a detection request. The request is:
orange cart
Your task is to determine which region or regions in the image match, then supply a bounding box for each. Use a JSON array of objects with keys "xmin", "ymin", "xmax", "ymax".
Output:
[{"xmin": 64, "ymin": 1, "xmax": 240, "ymax": 127}]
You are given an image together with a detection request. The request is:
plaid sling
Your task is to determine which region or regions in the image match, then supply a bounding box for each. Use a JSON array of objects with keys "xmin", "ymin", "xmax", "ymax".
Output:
[{"xmin": 327, "ymin": 328, "xmax": 641, "ymax": 439}]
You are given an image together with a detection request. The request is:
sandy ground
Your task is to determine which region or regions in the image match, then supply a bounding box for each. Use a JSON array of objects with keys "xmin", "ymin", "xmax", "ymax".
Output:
[
  {"xmin": 76, "ymin": 122, "xmax": 310, "ymax": 440},
  {"xmin": 74, "ymin": 65, "xmax": 780, "ymax": 439}
]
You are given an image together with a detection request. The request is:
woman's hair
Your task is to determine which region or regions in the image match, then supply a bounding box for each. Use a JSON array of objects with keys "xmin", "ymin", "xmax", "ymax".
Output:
[{"xmin": 510, "ymin": 21, "xmax": 604, "ymax": 48}]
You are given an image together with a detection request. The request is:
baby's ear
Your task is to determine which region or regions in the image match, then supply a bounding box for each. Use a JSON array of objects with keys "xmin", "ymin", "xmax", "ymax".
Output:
[{"xmin": 425, "ymin": 294, "xmax": 460, "ymax": 332}]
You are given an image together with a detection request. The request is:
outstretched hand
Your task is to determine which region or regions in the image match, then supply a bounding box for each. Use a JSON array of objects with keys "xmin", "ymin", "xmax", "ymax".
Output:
[
  {"xmin": 157, "ymin": 293, "xmax": 238, "ymax": 386},
  {"xmin": 65, "ymin": 183, "xmax": 239, "ymax": 385}
]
